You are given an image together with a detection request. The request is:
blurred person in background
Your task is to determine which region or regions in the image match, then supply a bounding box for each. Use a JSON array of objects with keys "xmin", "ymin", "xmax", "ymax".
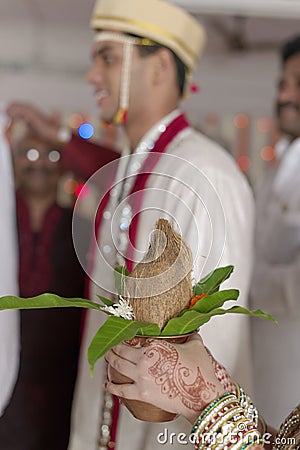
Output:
[
  {"xmin": 0, "ymin": 122, "xmax": 90, "ymax": 450},
  {"xmin": 0, "ymin": 103, "xmax": 19, "ymax": 418},
  {"xmin": 251, "ymin": 34, "xmax": 300, "ymax": 428}
]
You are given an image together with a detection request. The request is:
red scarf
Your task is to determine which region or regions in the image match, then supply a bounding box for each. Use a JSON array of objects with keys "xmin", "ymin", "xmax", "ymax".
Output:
[
  {"xmin": 94, "ymin": 113, "xmax": 190, "ymax": 445},
  {"xmin": 88, "ymin": 113, "xmax": 189, "ymax": 287}
]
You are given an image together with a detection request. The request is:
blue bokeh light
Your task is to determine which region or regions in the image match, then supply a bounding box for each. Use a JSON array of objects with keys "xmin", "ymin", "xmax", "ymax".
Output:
[{"xmin": 78, "ymin": 123, "xmax": 94, "ymax": 139}]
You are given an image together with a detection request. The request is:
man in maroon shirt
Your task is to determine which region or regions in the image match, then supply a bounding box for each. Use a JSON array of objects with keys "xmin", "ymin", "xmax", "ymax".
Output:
[{"xmin": 0, "ymin": 125, "xmax": 92, "ymax": 450}]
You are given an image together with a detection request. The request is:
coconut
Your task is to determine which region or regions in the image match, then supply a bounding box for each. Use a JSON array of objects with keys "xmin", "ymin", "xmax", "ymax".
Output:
[{"xmin": 125, "ymin": 218, "xmax": 193, "ymax": 330}]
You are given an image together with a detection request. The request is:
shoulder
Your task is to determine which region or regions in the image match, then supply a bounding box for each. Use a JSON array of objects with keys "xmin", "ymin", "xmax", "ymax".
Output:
[
  {"xmin": 167, "ymin": 127, "xmax": 253, "ymax": 199},
  {"xmin": 171, "ymin": 127, "xmax": 238, "ymax": 171}
]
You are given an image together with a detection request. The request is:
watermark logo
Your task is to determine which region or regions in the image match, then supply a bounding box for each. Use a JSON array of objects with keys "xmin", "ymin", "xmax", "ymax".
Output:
[{"xmin": 156, "ymin": 427, "xmax": 296, "ymax": 447}]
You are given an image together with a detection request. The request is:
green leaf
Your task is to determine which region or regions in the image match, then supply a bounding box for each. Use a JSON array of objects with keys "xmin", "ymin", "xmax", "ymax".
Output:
[
  {"xmin": 187, "ymin": 289, "xmax": 239, "ymax": 314},
  {"xmin": 161, "ymin": 305, "xmax": 277, "ymax": 336},
  {"xmin": 136, "ymin": 323, "xmax": 161, "ymax": 336},
  {"xmin": 161, "ymin": 310, "xmax": 210, "ymax": 336},
  {"xmin": 88, "ymin": 317, "xmax": 160, "ymax": 374},
  {"xmin": 194, "ymin": 265, "xmax": 234, "ymax": 295},
  {"xmin": 207, "ymin": 306, "xmax": 278, "ymax": 324},
  {"xmin": 0, "ymin": 293, "xmax": 102, "ymax": 311},
  {"xmin": 114, "ymin": 266, "xmax": 130, "ymax": 295},
  {"xmin": 96, "ymin": 295, "xmax": 114, "ymax": 307}
]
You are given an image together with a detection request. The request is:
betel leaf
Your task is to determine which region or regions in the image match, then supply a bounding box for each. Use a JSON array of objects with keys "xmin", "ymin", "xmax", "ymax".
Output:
[
  {"xmin": 88, "ymin": 316, "xmax": 161, "ymax": 374},
  {"xmin": 193, "ymin": 265, "xmax": 234, "ymax": 295},
  {"xmin": 114, "ymin": 265, "xmax": 130, "ymax": 295},
  {"xmin": 96, "ymin": 295, "xmax": 114, "ymax": 307},
  {"xmin": 186, "ymin": 289, "xmax": 239, "ymax": 314},
  {"xmin": 0, "ymin": 293, "xmax": 102, "ymax": 311}
]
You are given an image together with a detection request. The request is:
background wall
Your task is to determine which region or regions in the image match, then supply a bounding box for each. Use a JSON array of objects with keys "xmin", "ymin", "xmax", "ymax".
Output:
[{"xmin": 1, "ymin": 1, "xmax": 300, "ymax": 185}]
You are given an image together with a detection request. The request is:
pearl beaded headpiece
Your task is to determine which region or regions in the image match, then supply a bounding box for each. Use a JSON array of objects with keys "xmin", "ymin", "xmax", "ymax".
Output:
[{"xmin": 94, "ymin": 31, "xmax": 156, "ymax": 125}]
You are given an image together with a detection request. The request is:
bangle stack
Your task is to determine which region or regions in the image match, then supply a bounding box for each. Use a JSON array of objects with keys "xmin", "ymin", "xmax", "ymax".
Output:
[
  {"xmin": 235, "ymin": 383, "xmax": 259, "ymax": 428},
  {"xmin": 191, "ymin": 391, "xmax": 262, "ymax": 450}
]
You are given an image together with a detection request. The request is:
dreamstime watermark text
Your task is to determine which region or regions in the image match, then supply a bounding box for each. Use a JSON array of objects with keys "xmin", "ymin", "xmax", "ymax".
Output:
[{"xmin": 156, "ymin": 427, "xmax": 296, "ymax": 446}]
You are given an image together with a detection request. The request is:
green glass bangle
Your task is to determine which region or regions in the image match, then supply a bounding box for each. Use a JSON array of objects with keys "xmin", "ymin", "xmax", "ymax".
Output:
[{"xmin": 191, "ymin": 393, "xmax": 237, "ymax": 434}]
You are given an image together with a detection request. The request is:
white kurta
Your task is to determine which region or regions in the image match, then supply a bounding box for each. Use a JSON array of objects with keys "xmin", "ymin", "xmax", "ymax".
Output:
[
  {"xmin": 68, "ymin": 111, "xmax": 254, "ymax": 450},
  {"xmin": 0, "ymin": 103, "xmax": 19, "ymax": 416},
  {"xmin": 251, "ymin": 137, "xmax": 300, "ymax": 428}
]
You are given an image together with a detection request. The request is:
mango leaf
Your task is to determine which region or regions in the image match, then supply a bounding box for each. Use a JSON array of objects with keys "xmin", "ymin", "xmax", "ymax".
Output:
[
  {"xmin": 96, "ymin": 295, "xmax": 114, "ymax": 307},
  {"xmin": 206, "ymin": 306, "xmax": 278, "ymax": 324},
  {"xmin": 161, "ymin": 305, "xmax": 277, "ymax": 336},
  {"xmin": 88, "ymin": 317, "xmax": 160, "ymax": 374},
  {"xmin": 161, "ymin": 310, "xmax": 210, "ymax": 336},
  {"xmin": 186, "ymin": 289, "xmax": 239, "ymax": 314},
  {"xmin": 114, "ymin": 266, "xmax": 130, "ymax": 295},
  {"xmin": 0, "ymin": 293, "xmax": 102, "ymax": 311},
  {"xmin": 136, "ymin": 323, "xmax": 161, "ymax": 336},
  {"xmin": 193, "ymin": 265, "xmax": 234, "ymax": 295}
]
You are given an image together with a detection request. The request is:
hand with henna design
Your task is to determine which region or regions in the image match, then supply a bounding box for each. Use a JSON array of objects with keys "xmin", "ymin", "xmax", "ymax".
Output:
[
  {"xmin": 106, "ymin": 334, "xmax": 225, "ymax": 424},
  {"xmin": 206, "ymin": 348, "xmax": 237, "ymax": 395}
]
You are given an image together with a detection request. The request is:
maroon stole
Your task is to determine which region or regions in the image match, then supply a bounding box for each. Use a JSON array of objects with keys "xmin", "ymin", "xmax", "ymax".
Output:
[
  {"xmin": 16, "ymin": 191, "xmax": 62, "ymax": 296},
  {"xmin": 86, "ymin": 113, "xmax": 189, "ymax": 446}
]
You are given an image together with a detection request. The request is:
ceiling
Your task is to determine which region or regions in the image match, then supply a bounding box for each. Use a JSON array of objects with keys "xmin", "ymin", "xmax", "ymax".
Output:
[
  {"xmin": 2, "ymin": 0, "xmax": 300, "ymax": 21},
  {"xmin": 1, "ymin": 0, "xmax": 300, "ymax": 88},
  {"xmin": 1, "ymin": 1, "xmax": 299, "ymax": 71},
  {"xmin": 1, "ymin": 0, "xmax": 93, "ymax": 24},
  {"xmin": 173, "ymin": 0, "xmax": 300, "ymax": 17},
  {"xmin": 1, "ymin": 0, "xmax": 299, "ymax": 116}
]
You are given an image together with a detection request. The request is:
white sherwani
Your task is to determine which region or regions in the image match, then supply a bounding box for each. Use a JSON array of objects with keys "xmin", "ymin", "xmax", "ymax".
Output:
[
  {"xmin": 69, "ymin": 111, "xmax": 254, "ymax": 450},
  {"xmin": 251, "ymin": 137, "xmax": 300, "ymax": 428},
  {"xmin": 0, "ymin": 103, "xmax": 19, "ymax": 416}
]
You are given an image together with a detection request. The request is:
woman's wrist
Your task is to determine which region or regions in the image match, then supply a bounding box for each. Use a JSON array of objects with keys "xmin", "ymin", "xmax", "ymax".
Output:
[
  {"xmin": 190, "ymin": 385, "xmax": 262, "ymax": 449},
  {"xmin": 185, "ymin": 383, "xmax": 226, "ymax": 424}
]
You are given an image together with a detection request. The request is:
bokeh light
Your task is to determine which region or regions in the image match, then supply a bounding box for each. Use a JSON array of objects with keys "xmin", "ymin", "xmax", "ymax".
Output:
[
  {"xmin": 78, "ymin": 123, "xmax": 94, "ymax": 140},
  {"xmin": 204, "ymin": 113, "xmax": 218, "ymax": 126},
  {"xmin": 237, "ymin": 155, "xmax": 251, "ymax": 172},
  {"xmin": 75, "ymin": 183, "xmax": 90, "ymax": 199},
  {"xmin": 260, "ymin": 146, "xmax": 275, "ymax": 162},
  {"xmin": 64, "ymin": 178, "xmax": 78, "ymax": 195},
  {"xmin": 257, "ymin": 118, "xmax": 273, "ymax": 133},
  {"xmin": 49, "ymin": 150, "xmax": 61, "ymax": 163},
  {"xmin": 233, "ymin": 114, "xmax": 249, "ymax": 129},
  {"xmin": 68, "ymin": 113, "xmax": 84, "ymax": 129},
  {"xmin": 26, "ymin": 148, "xmax": 39, "ymax": 162}
]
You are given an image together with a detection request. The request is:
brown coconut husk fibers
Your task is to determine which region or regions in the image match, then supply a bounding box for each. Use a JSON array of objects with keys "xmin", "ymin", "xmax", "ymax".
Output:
[{"xmin": 125, "ymin": 218, "xmax": 193, "ymax": 330}]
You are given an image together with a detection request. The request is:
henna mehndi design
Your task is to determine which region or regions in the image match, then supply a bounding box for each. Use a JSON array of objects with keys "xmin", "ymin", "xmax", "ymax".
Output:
[
  {"xmin": 206, "ymin": 348, "xmax": 237, "ymax": 394},
  {"xmin": 144, "ymin": 341, "xmax": 218, "ymax": 411}
]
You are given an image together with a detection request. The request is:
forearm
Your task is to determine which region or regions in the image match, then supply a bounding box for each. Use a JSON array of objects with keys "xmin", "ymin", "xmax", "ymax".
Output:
[{"xmin": 6, "ymin": 102, "xmax": 120, "ymax": 179}]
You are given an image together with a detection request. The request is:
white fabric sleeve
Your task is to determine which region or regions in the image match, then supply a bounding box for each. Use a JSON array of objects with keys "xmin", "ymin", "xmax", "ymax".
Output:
[
  {"xmin": 190, "ymin": 167, "xmax": 255, "ymax": 391},
  {"xmin": 250, "ymin": 256, "xmax": 300, "ymax": 317},
  {"xmin": 0, "ymin": 103, "xmax": 20, "ymax": 416}
]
